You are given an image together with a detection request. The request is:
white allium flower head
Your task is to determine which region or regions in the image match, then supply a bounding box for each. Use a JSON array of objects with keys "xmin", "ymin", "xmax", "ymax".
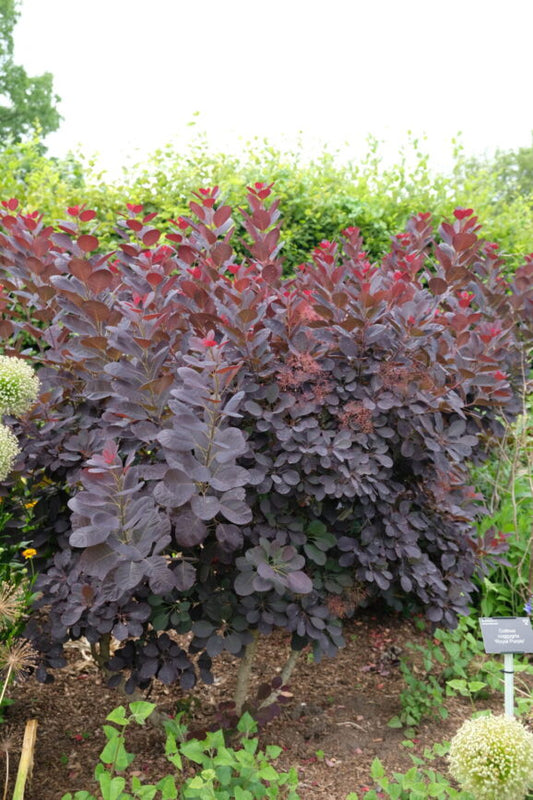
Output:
[
  {"xmin": 0, "ymin": 355, "xmax": 39, "ymax": 416},
  {"xmin": 0, "ymin": 424, "xmax": 20, "ymax": 480},
  {"xmin": 449, "ymin": 713, "xmax": 533, "ymax": 800}
]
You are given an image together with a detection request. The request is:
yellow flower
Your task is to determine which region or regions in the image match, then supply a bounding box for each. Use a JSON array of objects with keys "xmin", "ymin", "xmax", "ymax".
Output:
[
  {"xmin": 21, "ymin": 548, "xmax": 36, "ymax": 560},
  {"xmin": 24, "ymin": 500, "xmax": 37, "ymax": 509}
]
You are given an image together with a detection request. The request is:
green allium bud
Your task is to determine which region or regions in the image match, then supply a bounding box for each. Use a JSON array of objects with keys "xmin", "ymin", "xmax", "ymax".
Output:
[
  {"xmin": 0, "ymin": 355, "xmax": 39, "ymax": 416},
  {"xmin": 449, "ymin": 714, "xmax": 533, "ymax": 800},
  {"xmin": 0, "ymin": 424, "xmax": 20, "ymax": 480}
]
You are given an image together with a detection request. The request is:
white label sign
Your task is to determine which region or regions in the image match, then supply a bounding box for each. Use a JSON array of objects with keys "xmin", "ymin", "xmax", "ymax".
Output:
[{"xmin": 479, "ymin": 617, "xmax": 533, "ymax": 654}]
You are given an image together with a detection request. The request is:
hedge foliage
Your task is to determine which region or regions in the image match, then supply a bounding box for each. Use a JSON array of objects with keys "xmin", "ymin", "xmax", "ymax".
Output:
[{"xmin": 3, "ymin": 133, "xmax": 533, "ymax": 273}]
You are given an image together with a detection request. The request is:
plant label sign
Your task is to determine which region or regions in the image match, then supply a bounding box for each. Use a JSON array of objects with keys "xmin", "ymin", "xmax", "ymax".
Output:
[{"xmin": 479, "ymin": 617, "xmax": 533, "ymax": 654}]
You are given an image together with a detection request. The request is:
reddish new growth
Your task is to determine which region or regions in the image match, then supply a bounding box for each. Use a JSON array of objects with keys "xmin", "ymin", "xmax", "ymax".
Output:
[
  {"xmin": 1, "ymin": 198, "xmax": 18, "ymax": 211},
  {"xmin": 195, "ymin": 187, "xmax": 218, "ymax": 208},
  {"xmin": 247, "ymin": 181, "xmax": 274, "ymax": 200},
  {"xmin": 338, "ymin": 401, "xmax": 374, "ymax": 434},
  {"xmin": 453, "ymin": 208, "xmax": 474, "ymax": 220},
  {"xmin": 458, "ymin": 291, "xmax": 474, "ymax": 308},
  {"xmin": 312, "ymin": 240, "xmax": 336, "ymax": 265},
  {"xmin": 479, "ymin": 324, "xmax": 502, "ymax": 343}
]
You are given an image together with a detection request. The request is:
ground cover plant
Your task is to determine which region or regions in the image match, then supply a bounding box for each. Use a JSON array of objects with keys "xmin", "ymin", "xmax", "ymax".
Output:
[
  {"xmin": 61, "ymin": 702, "xmax": 300, "ymax": 800},
  {"xmin": 0, "ymin": 184, "xmax": 531, "ymax": 718}
]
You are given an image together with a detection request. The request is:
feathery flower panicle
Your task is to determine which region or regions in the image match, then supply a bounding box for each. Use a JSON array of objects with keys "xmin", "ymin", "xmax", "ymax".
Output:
[
  {"xmin": 449, "ymin": 714, "xmax": 533, "ymax": 800},
  {"xmin": 0, "ymin": 583, "xmax": 23, "ymax": 627},
  {"xmin": 0, "ymin": 424, "xmax": 19, "ymax": 481},
  {"xmin": 0, "ymin": 355, "xmax": 39, "ymax": 417},
  {"xmin": 0, "ymin": 638, "xmax": 37, "ymax": 681}
]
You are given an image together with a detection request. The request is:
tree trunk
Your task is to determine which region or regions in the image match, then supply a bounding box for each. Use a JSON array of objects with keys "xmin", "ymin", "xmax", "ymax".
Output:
[{"xmin": 234, "ymin": 631, "xmax": 259, "ymax": 716}]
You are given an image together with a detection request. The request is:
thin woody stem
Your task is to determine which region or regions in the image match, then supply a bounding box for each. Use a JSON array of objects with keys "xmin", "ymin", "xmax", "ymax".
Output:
[{"xmin": 258, "ymin": 648, "xmax": 300, "ymax": 710}]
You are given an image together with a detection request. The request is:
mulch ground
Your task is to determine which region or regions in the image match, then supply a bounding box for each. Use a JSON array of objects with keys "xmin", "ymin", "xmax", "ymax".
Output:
[{"xmin": 1, "ymin": 611, "xmax": 520, "ymax": 799}]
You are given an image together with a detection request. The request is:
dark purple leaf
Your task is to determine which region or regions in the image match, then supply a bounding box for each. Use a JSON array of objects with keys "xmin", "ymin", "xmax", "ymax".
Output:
[
  {"xmin": 78, "ymin": 544, "xmax": 121, "ymax": 579},
  {"xmin": 285, "ymin": 571, "xmax": 313, "ymax": 594},
  {"xmin": 158, "ymin": 662, "xmax": 177, "ymax": 684},
  {"xmin": 219, "ymin": 489, "xmax": 253, "ymax": 524},
  {"xmin": 113, "ymin": 561, "xmax": 146, "ymax": 590},
  {"xmin": 146, "ymin": 557, "xmax": 177, "ymax": 594},
  {"xmin": 173, "ymin": 510, "xmax": 208, "ymax": 547},
  {"xmin": 160, "ymin": 469, "xmax": 196, "ymax": 507},
  {"xmin": 69, "ymin": 517, "xmax": 116, "ymax": 548},
  {"xmin": 180, "ymin": 671, "xmax": 196, "ymax": 690},
  {"xmin": 173, "ymin": 560, "xmax": 196, "ymax": 591},
  {"xmin": 213, "ymin": 428, "xmax": 248, "ymax": 463},
  {"xmin": 190, "ymin": 494, "xmax": 220, "ymax": 521},
  {"xmin": 216, "ymin": 524, "xmax": 243, "ymax": 551},
  {"xmin": 234, "ymin": 571, "xmax": 256, "ymax": 596},
  {"xmin": 209, "ymin": 465, "xmax": 249, "ymax": 491},
  {"xmin": 192, "ymin": 621, "xmax": 216, "ymax": 637}
]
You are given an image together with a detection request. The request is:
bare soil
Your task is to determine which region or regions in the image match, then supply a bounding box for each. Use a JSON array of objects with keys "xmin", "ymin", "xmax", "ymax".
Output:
[{"xmin": 1, "ymin": 612, "xmax": 515, "ymax": 799}]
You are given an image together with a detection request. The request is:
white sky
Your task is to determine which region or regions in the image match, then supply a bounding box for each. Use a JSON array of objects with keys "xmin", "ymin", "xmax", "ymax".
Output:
[{"xmin": 13, "ymin": 0, "xmax": 533, "ymax": 178}]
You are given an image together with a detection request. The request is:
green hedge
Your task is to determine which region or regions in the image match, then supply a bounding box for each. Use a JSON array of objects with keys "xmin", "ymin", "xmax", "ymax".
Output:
[{"xmin": 2, "ymin": 133, "xmax": 533, "ymax": 273}]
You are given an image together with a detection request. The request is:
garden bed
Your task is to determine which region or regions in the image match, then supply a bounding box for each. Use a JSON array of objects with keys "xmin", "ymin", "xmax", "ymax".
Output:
[{"xmin": 3, "ymin": 612, "xmax": 517, "ymax": 799}]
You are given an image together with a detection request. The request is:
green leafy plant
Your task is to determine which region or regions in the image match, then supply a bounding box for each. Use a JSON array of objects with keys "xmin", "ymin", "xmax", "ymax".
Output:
[
  {"xmin": 346, "ymin": 744, "xmax": 475, "ymax": 798},
  {"xmin": 388, "ymin": 654, "xmax": 447, "ymax": 732},
  {"xmin": 471, "ymin": 397, "xmax": 533, "ymax": 619},
  {"xmin": 389, "ymin": 617, "xmax": 501, "ymax": 730},
  {"xmin": 446, "ymin": 679, "xmax": 488, "ymax": 706},
  {"xmin": 448, "ymin": 714, "xmax": 533, "ymax": 800},
  {"xmin": 61, "ymin": 702, "xmax": 300, "ymax": 800},
  {"xmin": 0, "ymin": 492, "xmax": 33, "ymax": 590}
]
